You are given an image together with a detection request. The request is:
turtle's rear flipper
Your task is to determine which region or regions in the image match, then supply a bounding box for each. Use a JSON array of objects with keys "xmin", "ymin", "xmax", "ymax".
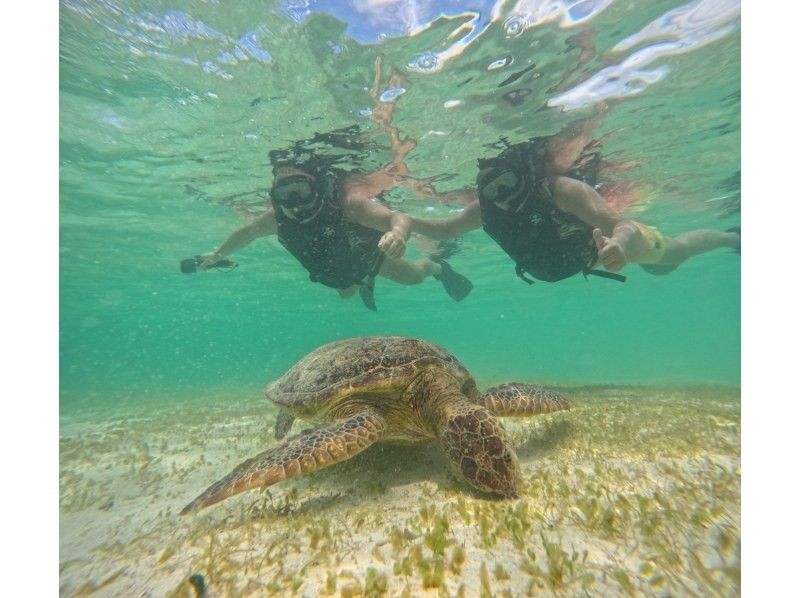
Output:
[
  {"xmin": 180, "ymin": 410, "xmax": 386, "ymax": 514},
  {"xmin": 479, "ymin": 383, "xmax": 570, "ymax": 416},
  {"xmin": 433, "ymin": 258, "xmax": 473, "ymax": 301}
]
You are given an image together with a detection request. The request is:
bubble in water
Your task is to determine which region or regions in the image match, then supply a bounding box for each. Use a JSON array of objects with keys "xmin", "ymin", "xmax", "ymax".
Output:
[
  {"xmin": 379, "ymin": 87, "xmax": 406, "ymax": 103},
  {"xmin": 407, "ymin": 51, "xmax": 438, "ymax": 73},
  {"xmin": 358, "ymin": 107, "xmax": 373, "ymax": 117},
  {"xmin": 503, "ymin": 15, "xmax": 527, "ymax": 38},
  {"xmin": 487, "ymin": 56, "xmax": 512, "ymax": 71},
  {"xmin": 420, "ymin": 130, "xmax": 447, "ymax": 140}
]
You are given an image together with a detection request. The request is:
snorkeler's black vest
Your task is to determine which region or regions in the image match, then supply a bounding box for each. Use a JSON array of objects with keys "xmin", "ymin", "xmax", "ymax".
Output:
[
  {"xmin": 481, "ymin": 183, "xmax": 599, "ymax": 283},
  {"xmin": 274, "ymin": 173, "xmax": 385, "ymax": 290},
  {"xmin": 479, "ymin": 139, "xmax": 625, "ymax": 284}
]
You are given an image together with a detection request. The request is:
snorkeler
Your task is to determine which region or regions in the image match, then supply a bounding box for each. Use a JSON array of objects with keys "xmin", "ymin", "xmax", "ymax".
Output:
[
  {"xmin": 410, "ymin": 109, "xmax": 741, "ymax": 283},
  {"xmin": 183, "ymin": 55, "xmax": 472, "ymax": 309},
  {"xmin": 186, "ymin": 156, "xmax": 472, "ymax": 310}
]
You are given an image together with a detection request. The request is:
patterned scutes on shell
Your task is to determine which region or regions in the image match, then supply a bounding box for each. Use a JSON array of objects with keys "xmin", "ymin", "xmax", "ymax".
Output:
[{"xmin": 265, "ymin": 336, "xmax": 472, "ymax": 411}]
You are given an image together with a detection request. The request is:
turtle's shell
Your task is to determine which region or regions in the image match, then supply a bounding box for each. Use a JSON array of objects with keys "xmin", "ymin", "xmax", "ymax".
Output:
[{"xmin": 265, "ymin": 336, "xmax": 477, "ymax": 417}]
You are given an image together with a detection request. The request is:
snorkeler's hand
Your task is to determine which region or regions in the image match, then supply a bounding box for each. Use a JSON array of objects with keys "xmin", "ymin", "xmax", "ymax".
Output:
[
  {"xmin": 378, "ymin": 229, "xmax": 407, "ymax": 258},
  {"xmin": 593, "ymin": 228, "xmax": 627, "ymax": 272},
  {"xmin": 197, "ymin": 251, "xmax": 224, "ymax": 271}
]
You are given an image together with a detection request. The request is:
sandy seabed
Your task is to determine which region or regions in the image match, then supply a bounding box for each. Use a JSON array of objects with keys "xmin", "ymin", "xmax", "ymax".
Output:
[{"xmin": 60, "ymin": 386, "xmax": 740, "ymax": 597}]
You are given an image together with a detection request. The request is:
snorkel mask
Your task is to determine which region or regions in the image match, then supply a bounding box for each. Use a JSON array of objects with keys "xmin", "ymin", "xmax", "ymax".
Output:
[
  {"xmin": 477, "ymin": 143, "xmax": 535, "ymax": 213},
  {"xmin": 271, "ymin": 173, "xmax": 324, "ymax": 222}
]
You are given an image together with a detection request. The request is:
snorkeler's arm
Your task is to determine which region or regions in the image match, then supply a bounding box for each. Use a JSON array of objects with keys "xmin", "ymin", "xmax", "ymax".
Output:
[
  {"xmin": 552, "ymin": 176, "xmax": 646, "ymax": 271},
  {"xmin": 551, "ymin": 176, "xmax": 621, "ymax": 233},
  {"xmin": 199, "ymin": 209, "xmax": 277, "ymax": 268},
  {"xmin": 410, "ymin": 198, "xmax": 482, "ymax": 241},
  {"xmin": 345, "ymin": 196, "xmax": 411, "ymax": 259}
]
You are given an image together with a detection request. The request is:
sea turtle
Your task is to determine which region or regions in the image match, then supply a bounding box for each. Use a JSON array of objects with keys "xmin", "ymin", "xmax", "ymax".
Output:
[{"xmin": 181, "ymin": 336, "xmax": 569, "ymax": 514}]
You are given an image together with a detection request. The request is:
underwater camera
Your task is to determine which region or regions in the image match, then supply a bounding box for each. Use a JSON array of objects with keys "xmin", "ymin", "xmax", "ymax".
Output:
[{"xmin": 180, "ymin": 255, "xmax": 238, "ymax": 274}]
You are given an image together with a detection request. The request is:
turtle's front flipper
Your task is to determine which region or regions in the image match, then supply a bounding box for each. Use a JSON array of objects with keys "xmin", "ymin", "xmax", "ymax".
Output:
[
  {"xmin": 480, "ymin": 383, "xmax": 570, "ymax": 416},
  {"xmin": 181, "ymin": 410, "xmax": 386, "ymax": 514}
]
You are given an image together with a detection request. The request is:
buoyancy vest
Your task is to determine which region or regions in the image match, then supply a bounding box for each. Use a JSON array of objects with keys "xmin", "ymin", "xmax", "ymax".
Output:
[
  {"xmin": 274, "ymin": 172, "xmax": 385, "ymax": 289},
  {"xmin": 479, "ymin": 140, "xmax": 624, "ymax": 284},
  {"xmin": 481, "ymin": 180, "xmax": 599, "ymax": 282}
]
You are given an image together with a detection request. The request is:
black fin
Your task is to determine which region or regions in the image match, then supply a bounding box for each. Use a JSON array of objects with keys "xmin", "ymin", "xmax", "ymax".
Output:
[
  {"xmin": 359, "ymin": 278, "xmax": 377, "ymax": 311},
  {"xmin": 726, "ymin": 226, "xmax": 741, "ymax": 255},
  {"xmin": 432, "ymin": 257, "xmax": 473, "ymax": 301}
]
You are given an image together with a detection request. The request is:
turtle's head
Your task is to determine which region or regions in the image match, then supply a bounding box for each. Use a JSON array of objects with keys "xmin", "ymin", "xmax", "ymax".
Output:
[{"xmin": 441, "ymin": 406, "xmax": 521, "ymax": 498}]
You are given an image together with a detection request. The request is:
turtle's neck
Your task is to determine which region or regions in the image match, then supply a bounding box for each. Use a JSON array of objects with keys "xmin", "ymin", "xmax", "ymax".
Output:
[{"xmin": 404, "ymin": 369, "xmax": 469, "ymax": 424}]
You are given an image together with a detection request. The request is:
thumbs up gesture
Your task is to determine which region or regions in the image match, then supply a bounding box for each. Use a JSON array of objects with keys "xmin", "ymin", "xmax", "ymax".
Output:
[{"xmin": 593, "ymin": 228, "xmax": 627, "ymax": 272}]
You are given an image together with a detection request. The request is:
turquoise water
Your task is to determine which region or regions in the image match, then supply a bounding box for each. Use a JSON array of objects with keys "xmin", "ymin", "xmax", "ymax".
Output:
[
  {"xmin": 59, "ymin": 2, "xmax": 741, "ymax": 594},
  {"xmin": 60, "ymin": 0, "xmax": 740, "ymax": 408}
]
